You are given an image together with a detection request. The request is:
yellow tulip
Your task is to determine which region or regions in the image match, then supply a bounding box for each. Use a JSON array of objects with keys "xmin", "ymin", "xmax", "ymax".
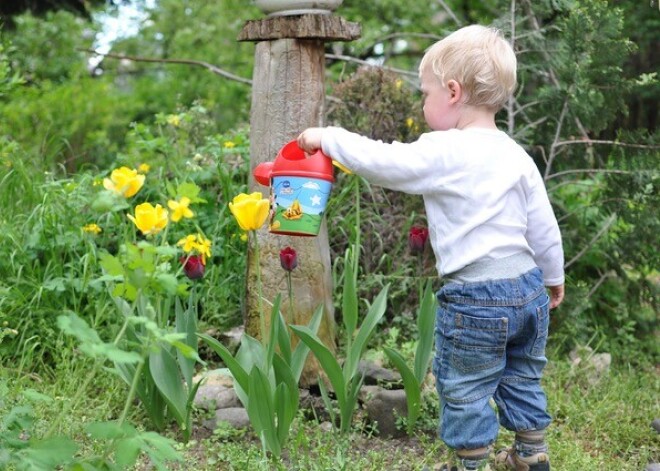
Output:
[
  {"xmin": 128, "ymin": 202, "xmax": 168, "ymax": 236},
  {"xmin": 168, "ymin": 197, "xmax": 194, "ymax": 222},
  {"xmin": 228, "ymin": 192, "xmax": 269, "ymax": 231},
  {"xmin": 103, "ymin": 166, "xmax": 145, "ymax": 198}
]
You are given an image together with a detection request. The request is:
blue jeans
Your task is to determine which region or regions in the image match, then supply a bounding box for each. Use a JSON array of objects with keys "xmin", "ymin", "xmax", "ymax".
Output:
[{"xmin": 432, "ymin": 268, "xmax": 552, "ymax": 450}]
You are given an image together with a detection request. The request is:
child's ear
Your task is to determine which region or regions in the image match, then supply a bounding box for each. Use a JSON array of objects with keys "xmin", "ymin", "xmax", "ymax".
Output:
[{"xmin": 447, "ymin": 80, "xmax": 462, "ymax": 104}]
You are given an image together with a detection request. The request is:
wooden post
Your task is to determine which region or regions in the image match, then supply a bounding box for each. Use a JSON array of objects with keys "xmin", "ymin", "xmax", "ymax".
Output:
[{"xmin": 239, "ymin": 14, "xmax": 360, "ymax": 387}]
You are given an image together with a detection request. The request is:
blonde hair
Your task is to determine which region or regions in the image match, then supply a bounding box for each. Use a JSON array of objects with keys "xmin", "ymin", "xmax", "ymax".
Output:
[{"xmin": 419, "ymin": 25, "xmax": 517, "ymax": 111}]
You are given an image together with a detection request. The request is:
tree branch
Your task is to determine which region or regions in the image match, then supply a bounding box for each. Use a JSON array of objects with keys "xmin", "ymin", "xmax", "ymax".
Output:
[
  {"xmin": 544, "ymin": 95, "xmax": 569, "ymax": 180},
  {"xmin": 564, "ymin": 213, "xmax": 617, "ymax": 269},
  {"xmin": 435, "ymin": 0, "xmax": 463, "ymax": 26},
  {"xmin": 81, "ymin": 49, "xmax": 253, "ymax": 86},
  {"xmin": 546, "ymin": 168, "xmax": 637, "ymax": 180},
  {"xmin": 586, "ymin": 270, "xmax": 614, "ymax": 299},
  {"xmin": 325, "ymin": 53, "xmax": 419, "ymax": 78},
  {"xmin": 553, "ymin": 139, "xmax": 660, "ymax": 150}
]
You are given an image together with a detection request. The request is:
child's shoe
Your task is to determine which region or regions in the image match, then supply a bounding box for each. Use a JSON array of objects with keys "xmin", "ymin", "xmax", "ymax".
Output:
[{"xmin": 494, "ymin": 447, "xmax": 550, "ymax": 470}]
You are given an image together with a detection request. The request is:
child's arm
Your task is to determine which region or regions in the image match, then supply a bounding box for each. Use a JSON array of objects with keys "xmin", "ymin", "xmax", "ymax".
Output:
[{"xmin": 525, "ymin": 166, "xmax": 565, "ymax": 304}]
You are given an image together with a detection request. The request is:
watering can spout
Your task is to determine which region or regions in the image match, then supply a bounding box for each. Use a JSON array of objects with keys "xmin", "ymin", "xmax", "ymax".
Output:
[{"xmin": 253, "ymin": 161, "xmax": 273, "ymax": 187}]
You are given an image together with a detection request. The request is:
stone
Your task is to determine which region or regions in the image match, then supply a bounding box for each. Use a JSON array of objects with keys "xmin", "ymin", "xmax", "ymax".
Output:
[
  {"xmin": 193, "ymin": 384, "xmax": 241, "ymax": 411},
  {"xmin": 645, "ymin": 464, "xmax": 660, "ymax": 471},
  {"xmin": 569, "ymin": 346, "xmax": 611, "ymax": 386},
  {"xmin": 193, "ymin": 369, "xmax": 235, "ymax": 388},
  {"xmin": 218, "ymin": 326, "xmax": 244, "ymax": 355},
  {"xmin": 651, "ymin": 418, "xmax": 660, "ymax": 434},
  {"xmin": 202, "ymin": 407, "xmax": 250, "ymax": 431},
  {"xmin": 358, "ymin": 360, "xmax": 402, "ymax": 386},
  {"xmin": 362, "ymin": 386, "xmax": 408, "ymax": 438}
]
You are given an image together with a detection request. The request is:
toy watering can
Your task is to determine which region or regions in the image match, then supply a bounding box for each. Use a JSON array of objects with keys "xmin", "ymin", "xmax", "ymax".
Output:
[{"xmin": 253, "ymin": 140, "xmax": 334, "ymax": 237}]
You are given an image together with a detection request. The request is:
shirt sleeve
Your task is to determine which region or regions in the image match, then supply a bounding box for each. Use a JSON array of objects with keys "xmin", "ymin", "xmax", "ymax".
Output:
[
  {"xmin": 321, "ymin": 127, "xmax": 454, "ymax": 195},
  {"xmin": 525, "ymin": 165, "xmax": 565, "ymax": 286}
]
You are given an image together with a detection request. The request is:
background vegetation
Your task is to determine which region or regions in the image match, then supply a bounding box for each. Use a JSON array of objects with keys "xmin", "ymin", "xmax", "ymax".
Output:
[{"xmin": 0, "ymin": 0, "xmax": 658, "ymax": 469}]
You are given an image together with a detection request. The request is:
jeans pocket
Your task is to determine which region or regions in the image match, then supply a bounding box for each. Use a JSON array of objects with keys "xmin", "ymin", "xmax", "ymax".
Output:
[
  {"xmin": 529, "ymin": 296, "xmax": 550, "ymax": 357},
  {"xmin": 450, "ymin": 313, "xmax": 507, "ymax": 373}
]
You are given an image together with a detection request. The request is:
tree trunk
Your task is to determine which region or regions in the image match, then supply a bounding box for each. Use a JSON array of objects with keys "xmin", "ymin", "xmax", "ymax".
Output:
[{"xmin": 241, "ymin": 15, "xmax": 360, "ymax": 387}]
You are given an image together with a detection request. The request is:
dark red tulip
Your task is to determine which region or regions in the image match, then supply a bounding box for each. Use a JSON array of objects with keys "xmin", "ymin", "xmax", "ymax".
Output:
[
  {"xmin": 408, "ymin": 226, "xmax": 429, "ymax": 254},
  {"xmin": 279, "ymin": 247, "xmax": 298, "ymax": 272},
  {"xmin": 180, "ymin": 255, "xmax": 205, "ymax": 280}
]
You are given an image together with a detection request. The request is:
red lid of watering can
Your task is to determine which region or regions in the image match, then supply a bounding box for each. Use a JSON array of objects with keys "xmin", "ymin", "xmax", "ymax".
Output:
[{"xmin": 253, "ymin": 140, "xmax": 335, "ymax": 186}]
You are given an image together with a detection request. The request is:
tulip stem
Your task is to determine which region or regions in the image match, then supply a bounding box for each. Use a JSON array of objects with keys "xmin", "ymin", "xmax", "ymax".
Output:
[
  {"xmin": 252, "ymin": 231, "xmax": 266, "ymax": 346},
  {"xmin": 286, "ymin": 271, "xmax": 294, "ymax": 325}
]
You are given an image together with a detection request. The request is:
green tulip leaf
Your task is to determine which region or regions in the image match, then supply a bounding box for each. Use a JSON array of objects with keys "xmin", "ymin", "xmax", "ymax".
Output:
[
  {"xmin": 384, "ymin": 346, "xmax": 421, "ymax": 434},
  {"xmin": 246, "ymin": 367, "xmax": 280, "ymax": 457},
  {"xmin": 289, "ymin": 325, "xmax": 346, "ymax": 406},
  {"xmin": 344, "ymin": 284, "xmax": 389, "ymax": 383},
  {"xmin": 290, "ymin": 304, "xmax": 324, "ymax": 381},
  {"xmin": 149, "ymin": 346, "xmax": 187, "ymax": 425},
  {"xmin": 414, "ymin": 280, "xmax": 436, "ymax": 384},
  {"xmin": 342, "ymin": 248, "xmax": 358, "ymax": 337},
  {"xmin": 197, "ymin": 333, "xmax": 249, "ymax": 392}
]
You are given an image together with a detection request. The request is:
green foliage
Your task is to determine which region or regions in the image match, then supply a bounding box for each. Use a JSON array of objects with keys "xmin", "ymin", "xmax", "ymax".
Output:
[
  {"xmin": 384, "ymin": 280, "xmax": 435, "ymax": 434},
  {"xmin": 0, "ymin": 380, "xmax": 183, "ymax": 470},
  {"xmin": 291, "ymin": 245, "xmax": 390, "ymax": 435},
  {"xmin": 199, "ymin": 299, "xmax": 324, "ymax": 459}
]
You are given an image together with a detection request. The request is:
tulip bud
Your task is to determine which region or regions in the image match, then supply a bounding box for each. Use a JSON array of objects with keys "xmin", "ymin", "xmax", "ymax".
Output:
[
  {"xmin": 408, "ymin": 226, "xmax": 429, "ymax": 254},
  {"xmin": 180, "ymin": 255, "xmax": 205, "ymax": 280},
  {"xmin": 279, "ymin": 247, "xmax": 298, "ymax": 272}
]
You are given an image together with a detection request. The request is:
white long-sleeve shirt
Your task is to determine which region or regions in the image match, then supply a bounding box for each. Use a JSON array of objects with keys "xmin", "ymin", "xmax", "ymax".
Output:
[{"xmin": 322, "ymin": 127, "xmax": 565, "ymax": 286}]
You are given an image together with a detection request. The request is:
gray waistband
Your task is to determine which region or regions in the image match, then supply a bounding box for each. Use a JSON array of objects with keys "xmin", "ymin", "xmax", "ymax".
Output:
[{"xmin": 444, "ymin": 252, "xmax": 537, "ymax": 284}]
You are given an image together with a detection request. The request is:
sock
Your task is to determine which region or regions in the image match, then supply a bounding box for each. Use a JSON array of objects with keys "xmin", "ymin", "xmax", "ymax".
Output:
[
  {"xmin": 456, "ymin": 447, "xmax": 490, "ymax": 469},
  {"xmin": 514, "ymin": 430, "xmax": 548, "ymax": 458}
]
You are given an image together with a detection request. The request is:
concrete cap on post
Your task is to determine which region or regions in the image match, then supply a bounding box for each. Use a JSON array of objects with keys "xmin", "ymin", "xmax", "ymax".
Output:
[{"xmin": 254, "ymin": 0, "xmax": 343, "ymax": 17}]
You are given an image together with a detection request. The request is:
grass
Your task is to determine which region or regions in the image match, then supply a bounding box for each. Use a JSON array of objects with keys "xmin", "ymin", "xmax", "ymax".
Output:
[{"xmin": 2, "ymin": 351, "xmax": 658, "ymax": 470}]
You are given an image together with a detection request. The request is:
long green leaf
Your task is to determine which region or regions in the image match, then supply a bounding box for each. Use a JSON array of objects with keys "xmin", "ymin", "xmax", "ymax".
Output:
[
  {"xmin": 197, "ymin": 333, "xmax": 249, "ymax": 392},
  {"xmin": 317, "ymin": 378, "xmax": 336, "ymax": 430},
  {"xmin": 272, "ymin": 353, "xmax": 299, "ymax": 444},
  {"xmin": 290, "ymin": 304, "xmax": 324, "ymax": 381},
  {"xmin": 344, "ymin": 284, "xmax": 389, "ymax": 383},
  {"xmin": 342, "ymin": 248, "xmax": 358, "ymax": 337},
  {"xmin": 175, "ymin": 293, "xmax": 198, "ymax": 389},
  {"xmin": 289, "ymin": 325, "xmax": 346, "ymax": 406},
  {"xmin": 274, "ymin": 382, "xmax": 294, "ymax": 445},
  {"xmin": 149, "ymin": 346, "xmax": 187, "ymax": 426},
  {"xmin": 246, "ymin": 367, "xmax": 280, "ymax": 457},
  {"xmin": 265, "ymin": 295, "xmax": 282, "ymax": 371},
  {"xmin": 340, "ymin": 373, "xmax": 364, "ymax": 435},
  {"xmin": 275, "ymin": 311, "xmax": 292, "ymax": 366},
  {"xmin": 414, "ymin": 280, "xmax": 436, "ymax": 384},
  {"xmin": 384, "ymin": 347, "xmax": 422, "ymax": 435}
]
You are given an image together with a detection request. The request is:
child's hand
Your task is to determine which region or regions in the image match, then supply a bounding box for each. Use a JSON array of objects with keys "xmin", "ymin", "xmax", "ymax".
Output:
[
  {"xmin": 297, "ymin": 128, "xmax": 324, "ymax": 154},
  {"xmin": 548, "ymin": 284, "xmax": 564, "ymax": 309}
]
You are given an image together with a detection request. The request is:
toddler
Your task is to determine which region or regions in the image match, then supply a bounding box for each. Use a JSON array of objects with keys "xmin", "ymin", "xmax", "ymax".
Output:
[{"xmin": 298, "ymin": 24, "xmax": 564, "ymax": 471}]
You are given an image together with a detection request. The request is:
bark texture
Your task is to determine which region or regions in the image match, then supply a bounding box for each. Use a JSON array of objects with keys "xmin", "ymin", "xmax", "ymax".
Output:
[{"xmin": 244, "ymin": 35, "xmax": 338, "ymax": 387}]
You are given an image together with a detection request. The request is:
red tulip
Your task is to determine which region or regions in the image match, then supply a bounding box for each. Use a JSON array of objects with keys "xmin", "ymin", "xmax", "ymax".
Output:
[
  {"xmin": 279, "ymin": 247, "xmax": 298, "ymax": 272},
  {"xmin": 408, "ymin": 226, "xmax": 429, "ymax": 254},
  {"xmin": 180, "ymin": 255, "xmax": 205, "ymax": 280}
]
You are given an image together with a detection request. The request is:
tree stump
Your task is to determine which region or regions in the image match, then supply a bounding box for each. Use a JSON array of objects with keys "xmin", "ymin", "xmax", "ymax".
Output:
[{"xmin": 240, "ymin": 14, "xmax": 360, "ymax": 387}]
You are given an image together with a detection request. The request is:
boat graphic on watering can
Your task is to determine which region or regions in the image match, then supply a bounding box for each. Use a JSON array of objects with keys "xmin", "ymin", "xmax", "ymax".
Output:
[{"xmin": 253, "ymin": 140, "xmax": 334, "ymax": 237}]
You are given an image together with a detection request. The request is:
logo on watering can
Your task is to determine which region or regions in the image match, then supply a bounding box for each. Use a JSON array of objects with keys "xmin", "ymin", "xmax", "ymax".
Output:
[{"xmin": 253, "ymin": 141, "xmax": 335, "ymax": 237}]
